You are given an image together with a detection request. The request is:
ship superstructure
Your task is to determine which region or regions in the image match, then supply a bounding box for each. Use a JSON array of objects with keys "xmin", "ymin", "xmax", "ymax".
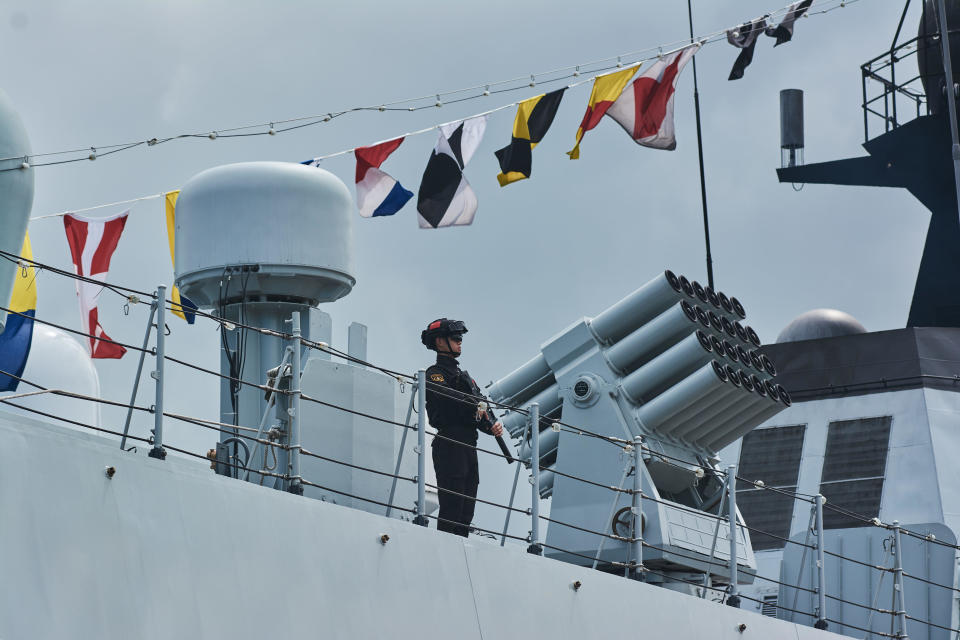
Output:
[
  {"xmin": 720, "ymin": 0, "xmax": 960, "ymax": 633},
  {"xmin": 722, "ymin": 316, "xmax": 960, "ymax": 637}
]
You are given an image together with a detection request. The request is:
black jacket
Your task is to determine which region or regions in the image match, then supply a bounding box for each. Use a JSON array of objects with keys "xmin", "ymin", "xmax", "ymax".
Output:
[{"xmin": 425, "ymin": 355, "xmax": 495, "ymax": 444}]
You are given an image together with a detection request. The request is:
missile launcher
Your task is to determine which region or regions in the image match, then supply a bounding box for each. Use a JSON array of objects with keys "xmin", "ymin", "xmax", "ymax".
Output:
[{"xmin": 490, "ymin": 270, "xmax": 789, "ymax": 585}]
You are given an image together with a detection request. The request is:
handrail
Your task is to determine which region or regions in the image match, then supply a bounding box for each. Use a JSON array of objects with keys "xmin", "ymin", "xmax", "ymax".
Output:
[
  {"xmin": 6, "ymin": 363, "xmax": 960, "ymax": 637},
  {"xmin": 5, "ymin": 249, "xmax": 960, "ymax": 636},
  {"xmin": 861, "ymin": 33, "xmax": 929, "ymax": 141}
]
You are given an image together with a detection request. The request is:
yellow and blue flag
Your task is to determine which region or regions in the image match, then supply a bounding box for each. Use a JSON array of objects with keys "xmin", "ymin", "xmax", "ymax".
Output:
[
  {"xmin": 165, "ymin": 191, "xmax": 197, "ymax": 324},
  {"xmin": 0, "ymin": 232, "xmax": 37, "ymax": 391}
]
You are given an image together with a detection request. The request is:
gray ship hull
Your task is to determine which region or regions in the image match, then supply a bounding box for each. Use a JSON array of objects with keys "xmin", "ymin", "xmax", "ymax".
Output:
[{"xmin": 0, "ymin": 410, "xmax": 843, "ymax": 640}]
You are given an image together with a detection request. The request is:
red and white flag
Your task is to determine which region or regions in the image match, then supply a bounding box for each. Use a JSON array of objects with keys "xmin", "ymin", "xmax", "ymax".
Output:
[
  {"xmin": 605, "ymin": 43, "xmax": 700, "ymax": 151},
  {"xmin": 63, "ymin": 211, "xmax": 129, "ymax": 359}
]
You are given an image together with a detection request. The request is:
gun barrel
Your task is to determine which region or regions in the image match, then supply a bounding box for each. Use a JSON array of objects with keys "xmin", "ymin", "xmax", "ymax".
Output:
[
  {"xmin": 487, "ymin": 353, "xmax": 554, "ymax": 407},
  {"xmin": 520, "ymin": 424, "xmax": 560, "ymax": 461},
  {"xmin": 674, "ymin": 388, "xmax": 756, "ymax": 445},
  {"xmin": 590, "ymin": 270, "xmax": 684, "ymax": 344},
  {"xmin": 659, "ymin": 383, "xmax": 741, "ymax": 438},
  {"xmin": 502, "ymin": 386, "xmax": 562, "ymax": 437},
  {"xmin": 690, "ymin": 391, "xmax": 769, "ymax": 445},
  {"xmin": 605, "ymin": 301, "xmax": 699, "ymax": 374},
  {"xmin": 495, "ymin": 434, "xmax": 514, "ymax": 463},
  {"xmin": 539, "ymin": 467, "xmax": 556, "ymax": 498},
  {"xmin": 634, "ymin": 361, "xmax": 731, "ymax": 434},
  {"xmin": 706, "ymin": 393, "xmax": 788, "ymax": 452},
  {"xmin": 620, "ymin": 331, "xmax": 714, "ymax": 405}
]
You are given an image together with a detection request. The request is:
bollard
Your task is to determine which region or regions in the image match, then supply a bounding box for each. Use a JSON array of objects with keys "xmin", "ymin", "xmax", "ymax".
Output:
[
  {"xmin": 814, "ymin": 494, "xmax": 829, "ymax": 630},
  {"xmin": 148, "ymin": 285, "xmax": 167, "ymax": 460},
  {"xmin": 528, "ymin": 402, "xmax": 542, "ymax": 555},
  {"xmin": 726, "ymin": 465, "xmax": 740, "ymax": 607},
  {"xmin": 287, "ymin": 311, "xmax": 303, "ymax": 495},
  {"xmin": 892, "ymin": 520, "xmax": 909, "ymax": 639},
  {"xmin": 631, "ymin": 436, "xmax": 644, "ymax": 580},
  {"xmin": 413, "ymin": 370, "xmax": 428, "ymax": 526}
]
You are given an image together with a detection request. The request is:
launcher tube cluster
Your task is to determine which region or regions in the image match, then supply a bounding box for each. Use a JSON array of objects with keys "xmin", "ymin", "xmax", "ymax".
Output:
[{"xmin": 490, "ymin": 269, "xmax": 789, "ymax": 499}]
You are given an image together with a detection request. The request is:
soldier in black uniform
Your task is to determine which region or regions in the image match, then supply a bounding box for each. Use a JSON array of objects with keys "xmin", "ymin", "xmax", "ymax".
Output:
[{"xmin": 421, "ymin": 318, "xmax": 504, "ymax": 537}]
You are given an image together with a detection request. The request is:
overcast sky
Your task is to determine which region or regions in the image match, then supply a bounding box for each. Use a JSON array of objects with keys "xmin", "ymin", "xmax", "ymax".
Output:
[{"xmin": 0, "ymin": 0, "xmax": 922, "ymax": 536}]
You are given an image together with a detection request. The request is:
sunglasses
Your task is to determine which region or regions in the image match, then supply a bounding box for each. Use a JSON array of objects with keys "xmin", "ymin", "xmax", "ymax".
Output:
[{"xmin": 449, "ymin": 335, "xmax": 463, "ymax": 343}]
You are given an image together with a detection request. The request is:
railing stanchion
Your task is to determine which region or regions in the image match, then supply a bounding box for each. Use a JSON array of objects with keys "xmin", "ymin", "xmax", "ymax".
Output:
[
  {"xmin": 386, "ymin": 389, "xmax": 417, "ymax": 518},
  {"xmin": 592, "ymin": 456, "xmax": 632, "ymax": 570},
  {"xmin": 528, "ymin": 402, "xmax": 542, "ymax": 555},
  {"xmin": 148, "ymin": 285, "xmax": 167, "ymax": 460},
  {"xmin": 790, "ymin": 507, "xmax": 817, "ymax": 620},
  {"xmin": 631, "ymin": 435, "xmax": 643, "ymax": 580},
  {"xmin": 121, "ymin": 299, "xmax": 156, "ymax": 450},
  {"xmin": 893, "ymin": 520, "xmax": 909, "ymax": 639},
  {"xmin": 244, "ymin": 348, "xmax": 292, "ymax": 482},
  {"xmin": 501, "ymin": 416, "xmax": 529, "ymax": 546},
  {"xmin": 702, "ymin": 480, "xmax": 729, "ymax": 598},
  {"xmin": 287, "ymin": 311, "xmax": 303, "ymax": 495},
  {"xmin": 814, "ymin": 494, "xmax": 829, "ymax": 630},
  {"xmin": 726, "ymin": 464, "xmax": 740, "ymax": 607},
  {"xmin": 413, "ymin": 369, "xmax": 428, "ymax": 526}
]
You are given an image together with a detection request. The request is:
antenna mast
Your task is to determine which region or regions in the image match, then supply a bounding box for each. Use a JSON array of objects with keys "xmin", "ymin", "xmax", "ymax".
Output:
[
  {"xmin": 687, "ymin": 0, "xmax": 715, "ymax": 290},
  {"xmin": 934, "ymin": 0, "xmax": 960, "ymax": 225}
]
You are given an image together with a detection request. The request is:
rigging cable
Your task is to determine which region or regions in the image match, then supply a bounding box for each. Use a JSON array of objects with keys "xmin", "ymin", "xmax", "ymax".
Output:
[
  {"xmin": 6, "ymin": 0, "xmax": 858, "ymax": 178},
  {"xmin": 11, "ymin": 248, "xmax": 960, "ymax": 565}
]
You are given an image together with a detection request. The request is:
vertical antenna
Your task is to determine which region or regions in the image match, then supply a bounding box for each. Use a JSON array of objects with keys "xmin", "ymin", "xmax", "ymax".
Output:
[{"xmin": 687, "ymin": 0, "xmax": 715, "ymax": 289}]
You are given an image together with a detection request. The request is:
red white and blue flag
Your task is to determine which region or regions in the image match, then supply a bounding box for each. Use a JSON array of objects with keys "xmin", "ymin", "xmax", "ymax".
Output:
[
  {"xmin": 63, "ymin": 211, "xmax": 128, "ymax": 359},
  {"xmin": 354, "ymin": 137, "xmax": 413, "ymax": 218}
]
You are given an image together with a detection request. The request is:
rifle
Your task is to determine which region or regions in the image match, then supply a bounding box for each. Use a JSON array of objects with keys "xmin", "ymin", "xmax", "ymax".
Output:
[{"xmin": 462, "ymin": 372, "xmax": 514, "ymax": 464}]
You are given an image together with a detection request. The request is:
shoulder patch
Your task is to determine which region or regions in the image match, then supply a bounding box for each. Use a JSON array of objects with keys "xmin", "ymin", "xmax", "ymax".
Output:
[{"xmin": 430, "ymin": 373, "xmax": 445, "ymax": 383}]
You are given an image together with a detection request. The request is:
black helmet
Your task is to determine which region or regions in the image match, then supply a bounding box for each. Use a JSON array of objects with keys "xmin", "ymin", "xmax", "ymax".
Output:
[{"xmin": 421, "ymin": 318, "xmax": 468, "ymax": 350}]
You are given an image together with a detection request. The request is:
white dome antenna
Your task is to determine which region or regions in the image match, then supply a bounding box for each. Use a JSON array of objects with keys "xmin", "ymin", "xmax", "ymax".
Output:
[
  {"xmin": 173, "ymin": 162, "xmax": 355, "ymax": 477},
  {"xmin": 175, "ymin": 161, "xmax": 355, "ymax": 307}
]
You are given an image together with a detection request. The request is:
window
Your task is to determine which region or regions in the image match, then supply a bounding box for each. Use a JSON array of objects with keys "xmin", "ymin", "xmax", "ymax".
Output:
[
  {"xmin": 736, "ymin": 425, "xmax": 806, "ymax": 551},
  {"xmin": 819, "ymin": 417, "xmax": 891, "ymax": 529}
]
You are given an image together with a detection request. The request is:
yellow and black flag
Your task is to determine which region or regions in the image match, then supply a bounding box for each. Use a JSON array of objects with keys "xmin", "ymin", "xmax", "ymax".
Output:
[{"xmin": 495, "ymin": 88, "xmax": 566, "ymax": 187}]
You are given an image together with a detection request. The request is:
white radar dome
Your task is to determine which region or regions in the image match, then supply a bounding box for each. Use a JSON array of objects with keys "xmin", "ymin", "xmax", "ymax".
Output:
[
  {"xmin": 0, "ymin": 88, "xmax": 34, "ymax": 333},
  {"xmin": 3, "ymin": 325, "xmax": 101, "ymax": 428},
  {"xmin": 174, "ymin": 162, "xmax": 355, "ymax": 308}
]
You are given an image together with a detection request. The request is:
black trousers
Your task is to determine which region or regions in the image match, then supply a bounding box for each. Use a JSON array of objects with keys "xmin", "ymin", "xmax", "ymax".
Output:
[{"xmin": 432, "ymin": 437, "xmax": 479, "ymax": 537}]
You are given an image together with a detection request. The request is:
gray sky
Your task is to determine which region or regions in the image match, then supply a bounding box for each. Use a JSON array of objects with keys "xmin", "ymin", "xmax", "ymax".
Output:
[{"xmin": 0, "ymin": 0, "xmax": 921, "ymax": 536}]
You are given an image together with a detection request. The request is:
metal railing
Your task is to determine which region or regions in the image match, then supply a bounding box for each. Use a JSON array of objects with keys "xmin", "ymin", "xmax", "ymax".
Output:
[
  {"xmin": 861, "ymin": 34, "xmax": 930, "ymax": 142},
  {"xmin": 2, "ymin": 249, "xmax": 960, "ymax": 638}
]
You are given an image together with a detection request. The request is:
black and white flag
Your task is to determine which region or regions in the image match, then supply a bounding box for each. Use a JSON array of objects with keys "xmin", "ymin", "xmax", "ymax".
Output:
[
  {"xmin": 417, "ymin": 116, "xmax": 487, "ymax": 228},
  {"xmin": 726, "ymin": 18, "xmax": 768, "ymax": 81},
  {"xmin": 765, "ymin": 0, "xmax": 813, "ymax": 46}
]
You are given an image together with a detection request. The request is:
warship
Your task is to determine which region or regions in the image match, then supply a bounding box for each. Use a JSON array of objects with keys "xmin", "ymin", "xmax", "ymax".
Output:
[{"xmin": 2, "ymin": 1, "xmax": 960, "ymax": 639}]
